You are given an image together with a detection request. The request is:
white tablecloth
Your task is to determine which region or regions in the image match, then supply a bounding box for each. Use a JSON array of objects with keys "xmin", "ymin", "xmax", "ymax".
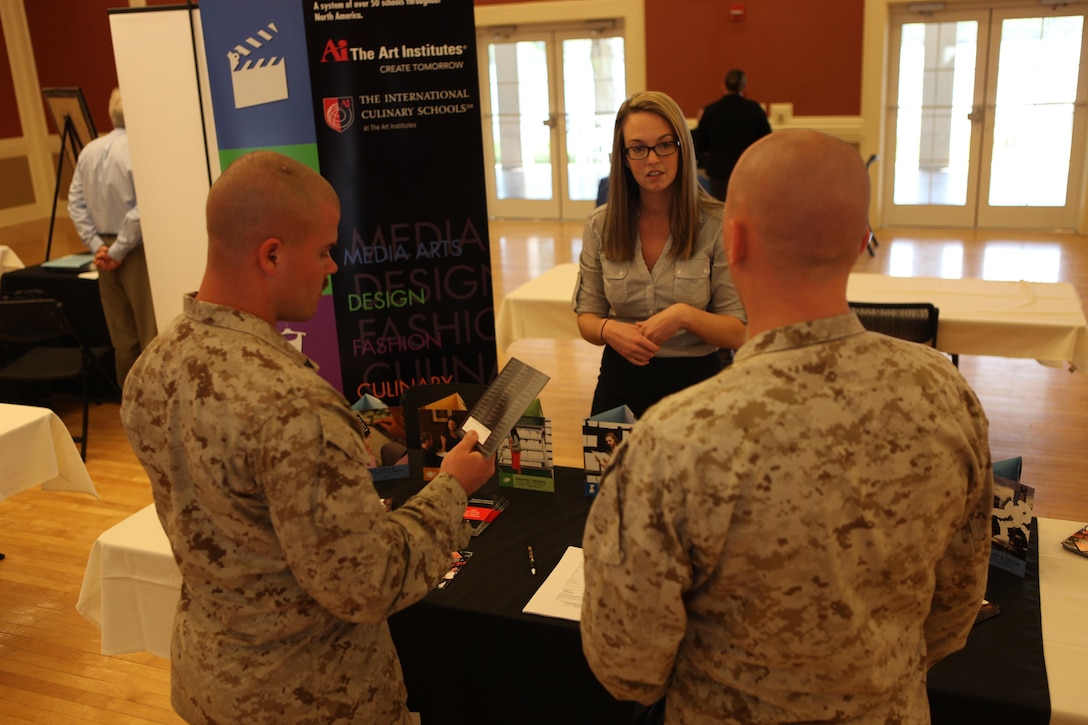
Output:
[
  {"xmin": 1037, "ymin": 517, "xmax": 1088, "ymax": 724},
  {"xmin": 0, "ymin": 403, "xmax": 98, "ymax": 500},
  {"xmin": 847, "ymin": 274, "xmax": 1088, "ymax": 372},
  {"xmin": 0, "ymin": 245, "xmax": 25, "ymax": 276},
  {"xmin": 76, "ymin": 507, "xmax": 1088, "ymax": 724},
  {"xmin": 495, "ymin": 264, "xmax": 1088, "ymax": 372},
  {"xmin": 495, "ymin": 263, "xmax": 580, "ymax": 351},
  {"xmin": 76, "ymin": 503, "xmax": 179, "ymax": 658}
]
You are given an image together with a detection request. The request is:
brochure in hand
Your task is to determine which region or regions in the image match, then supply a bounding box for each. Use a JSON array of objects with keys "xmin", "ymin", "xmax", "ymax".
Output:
[{"xmin": 459, "ymin": 358, "xmax": 550, "ymax": 459}]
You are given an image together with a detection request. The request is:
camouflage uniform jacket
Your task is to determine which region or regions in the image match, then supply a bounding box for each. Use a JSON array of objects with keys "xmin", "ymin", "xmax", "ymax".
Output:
[
  {"xmin": 121, "ymin": 294, "xmax": 471, "ymax": 724},
  {"xmin": 581, "ymin": 314, "xmax": 993, "ymax": 724}
]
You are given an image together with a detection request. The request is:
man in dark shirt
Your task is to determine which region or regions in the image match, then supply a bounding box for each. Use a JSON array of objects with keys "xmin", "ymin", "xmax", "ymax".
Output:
[{"xmin": 694, "ymin": 69, "xmax": 772, "ymax": 200}]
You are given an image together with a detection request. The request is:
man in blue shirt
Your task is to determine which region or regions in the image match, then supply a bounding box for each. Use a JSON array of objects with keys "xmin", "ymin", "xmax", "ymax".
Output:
[{"xmin": 68, "ymin": 87, "xmax": 157, "ymax": 386}]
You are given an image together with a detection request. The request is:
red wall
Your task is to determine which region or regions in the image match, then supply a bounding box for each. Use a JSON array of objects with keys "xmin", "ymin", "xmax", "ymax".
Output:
[
  {"xmin": 1, "ymin": 0, "xmax": 864, "ymax": 141},
  {"xmin": 25, "ymin": 1, "xmax": 123, "ymax": 135},
  {"xmin": 17, "ymin": 0, "xmax": 186, "ymax": 138},
  {"xmin": 472, "ymin": 0, "xmax": 865, "ymax": 118},
  {"xmin": 645, "ymin": 0, "xmax": 864, "ymax": 118}
]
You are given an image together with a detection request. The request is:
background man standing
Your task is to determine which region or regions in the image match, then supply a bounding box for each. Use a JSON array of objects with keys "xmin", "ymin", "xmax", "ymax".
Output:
[
  {"xmin": 581, "ymin": 130, "xmax": 993, "ymax": 723},
  {"xmin": 694, "ymin": 69, "xmax": 772, "ymax": 201},
  {"xmin": 68, "ymin": 87, "xmax": 156, "ymax": 386}
]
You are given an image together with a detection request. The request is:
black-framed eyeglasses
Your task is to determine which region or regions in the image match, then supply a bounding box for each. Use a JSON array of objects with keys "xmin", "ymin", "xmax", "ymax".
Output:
[{"xmin": 623, "ymin": 140, "xmax": 680, "ymax": 160}]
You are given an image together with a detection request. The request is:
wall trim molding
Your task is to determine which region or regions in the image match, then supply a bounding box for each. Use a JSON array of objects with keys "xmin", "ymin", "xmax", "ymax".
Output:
[{"xmin": 771, "ymin": 115, "xmax": 864, "ymax": 145}]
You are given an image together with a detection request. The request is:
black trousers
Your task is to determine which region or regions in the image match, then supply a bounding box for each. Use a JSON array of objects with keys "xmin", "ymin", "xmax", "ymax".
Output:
[{"xmin": 591, "ymin": 345, "xmax": 723, "ymax": 418}]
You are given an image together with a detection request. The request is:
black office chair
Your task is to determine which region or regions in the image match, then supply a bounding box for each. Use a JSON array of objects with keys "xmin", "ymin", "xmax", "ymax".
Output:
[
  {"xmin": 0, "ymin": 295, "xmax": 116, "ymax": 459},
  {"xmin": 848, "ymin": 301, "xmax": 956, "ymax": 367}
]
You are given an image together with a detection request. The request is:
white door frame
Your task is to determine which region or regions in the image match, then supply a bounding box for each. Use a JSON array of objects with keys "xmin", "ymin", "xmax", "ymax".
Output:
[
  {"xmin": 861, "ymin": 0, "xmax": 1088, "ymax": 232},
  {"xmin": 474, "ymin": 0, "xmax": 646, "ymax": 221}
]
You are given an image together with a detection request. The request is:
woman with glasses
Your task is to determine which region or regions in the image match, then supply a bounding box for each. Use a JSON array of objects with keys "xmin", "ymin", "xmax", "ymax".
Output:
[{"xmin": 574, "ymin": 91, "xmax": 748, "ymax": 418}]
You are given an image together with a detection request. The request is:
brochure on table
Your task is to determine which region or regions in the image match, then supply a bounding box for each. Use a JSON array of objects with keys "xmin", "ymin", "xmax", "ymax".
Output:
[
  {"xmin": 582, "ymin": 405, "xmax": 637, "ymax": 497},
  {"xmin": 418, "ymin": 393, "xmax": 469, "ymax": 482},
  {"xmin": 497, "ymin": 398, "xmax": 555, "ymax": 493},
  {"xmin": 991, "ymin": 476, "xmax": 1035, "ymax": 577},
  {"xmin": 351, "ymin": 393, "xmax": 409, "ymax": 481}
]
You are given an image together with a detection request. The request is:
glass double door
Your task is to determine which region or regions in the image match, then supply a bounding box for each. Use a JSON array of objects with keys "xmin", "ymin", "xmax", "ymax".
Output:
[
  {"xmin": 478, "ymin": 26, "xmax": 626, "ymax": 220},
  {"xmin": 884, "ymin": 5, "xmax": 1088, "ymax": 229}
]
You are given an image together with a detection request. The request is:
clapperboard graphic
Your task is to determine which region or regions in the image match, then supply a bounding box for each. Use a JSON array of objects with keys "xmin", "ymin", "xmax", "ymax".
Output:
[{"xmin": 227, "ymin": 22, "xmax": 288, "ymax": 109}]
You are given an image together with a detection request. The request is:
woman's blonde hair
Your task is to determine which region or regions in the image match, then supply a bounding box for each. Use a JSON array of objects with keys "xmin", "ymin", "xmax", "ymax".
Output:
[{"xmin": 601, "ymin": 91, "xmax": 719, "ymax": 261}]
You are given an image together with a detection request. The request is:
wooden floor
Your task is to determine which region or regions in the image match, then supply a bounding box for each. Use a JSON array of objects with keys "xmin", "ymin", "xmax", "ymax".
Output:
[{"xmin": 2, "ymin": 217, "xmax": 1088, "ymax": 722}]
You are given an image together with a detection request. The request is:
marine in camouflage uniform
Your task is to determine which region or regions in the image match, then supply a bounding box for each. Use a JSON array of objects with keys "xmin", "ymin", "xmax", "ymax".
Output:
[
  {"xmin": 120, "ymin": 151, "xmax": 492, "ymax": 723},
  {"xmin": 580, "ymin": 130, "xmax": 994, "ymax": 724}
]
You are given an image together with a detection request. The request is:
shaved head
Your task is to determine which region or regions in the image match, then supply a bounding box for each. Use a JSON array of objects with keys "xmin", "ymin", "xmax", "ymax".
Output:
[
  {"xmin": 724, "ymin": 130, "xmax": 872, "ymax": 335},
  {"xmin": 206, "ymin": 151, "xmax": 339, "ymax": 260},
  {"xmin": 727, "ymin": 129, "xmax": 870, "ymax": 273},
  {"xmin": 197, "ymin": 151, "xmax": 341, "ymax": 324}
]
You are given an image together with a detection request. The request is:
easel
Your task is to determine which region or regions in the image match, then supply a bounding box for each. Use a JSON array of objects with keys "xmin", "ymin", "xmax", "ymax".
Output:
[
  {"xmin": 45, "ymin": 114, "xmax": 85, "ymax": 261},
  {"xmin": 41, "ymin": 87, "xmax": 96, "ymax": 261}
]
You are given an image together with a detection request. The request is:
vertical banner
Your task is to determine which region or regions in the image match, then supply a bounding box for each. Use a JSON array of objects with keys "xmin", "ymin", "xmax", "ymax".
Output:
[
  {"xmin": 200, "ymin": 0, "xmax": 497, "ymax": 404},
  {"xmin": 304, "ymin": 0, "xmax": 496, "ymax": 404},
  {"xmin": 200, "ymin": 0, "xmax": 344, "ymax": 392}
]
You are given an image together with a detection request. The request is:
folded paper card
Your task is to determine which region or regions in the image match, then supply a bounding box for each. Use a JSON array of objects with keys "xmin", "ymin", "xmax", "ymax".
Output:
[
  {"xmin": 582, "ymin": 405, "xmax": 637, "ymax": 497},
  {"xmin": 351, "ymin": 393, "xmax": 408, "ymax": 481},
  {"xmin": 990, "ymin": 475, "xmax": 1034, "ymax": 577},
  {"xmin": 418, "ymin": 393, "xmax": 469, "ymax": 481},
  {"xmin": 1061, "ymin": 523, "xmax": 1088, "ymax": 557},
  {"xmin": 498, "ymin": 398, "xmax": 555, "ymax": 493}
]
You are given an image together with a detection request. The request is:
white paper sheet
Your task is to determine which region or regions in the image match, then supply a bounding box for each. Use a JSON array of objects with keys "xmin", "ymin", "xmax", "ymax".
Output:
[{"xmin": 522, "ymin": 546, "xmax": 585, "ymax": 622}]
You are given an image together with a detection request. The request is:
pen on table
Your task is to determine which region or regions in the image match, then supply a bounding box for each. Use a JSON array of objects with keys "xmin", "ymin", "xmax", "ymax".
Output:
[{"xmin": 528, "ymin": 545, "xmax": 536, "ymax": 576}]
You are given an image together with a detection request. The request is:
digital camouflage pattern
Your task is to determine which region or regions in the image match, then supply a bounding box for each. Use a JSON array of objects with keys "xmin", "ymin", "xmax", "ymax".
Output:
[
  {"xmin": 121, "ymin": 294, "xmax": 470, "ymax": 724},
  {"xmin": 581, "ymin": 314, "xmax": 993, "ymax": 724}
]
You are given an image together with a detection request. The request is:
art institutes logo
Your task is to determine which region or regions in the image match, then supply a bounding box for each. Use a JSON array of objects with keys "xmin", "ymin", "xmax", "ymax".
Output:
[
  {"xmin": 324, "ymin": 97, "xmax": 354, "ymax": 133},
  {"xmin": 320, "ymin": 39, "xmax": 350, "ymax": 62}
]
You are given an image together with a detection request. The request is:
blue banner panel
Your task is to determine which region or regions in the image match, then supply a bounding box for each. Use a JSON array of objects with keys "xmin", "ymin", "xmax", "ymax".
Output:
[
  {"xmin": 202, "ymin": 1, "xmax": 345, "ymax": 391},
  {"xmin": 303, "ymin": 0, "xmax": 497, "ymax": 404},
  {"xmin": 200, "ymin": 0, "xmax": 317, "ymax": 155}
]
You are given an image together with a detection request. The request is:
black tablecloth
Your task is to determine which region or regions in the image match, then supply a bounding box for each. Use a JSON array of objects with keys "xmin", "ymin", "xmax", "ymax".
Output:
[
  {"xmin": 1, "ymin": 264, "xmax": 118, "ymax": 395},
  {"xmin": 928, "ymin": 523, "xmax": 1050, "ymax": 723},
  {"xmin": 383, "ymin": 464, "xmax": 635, "ymax": 725},
  {"xmin": 1, "ymin": 264, "xmax": 112, "ymax": 348},
  {"xmin": 379, "ymin": 463, "xmax": 1051, "ymax": 725}
]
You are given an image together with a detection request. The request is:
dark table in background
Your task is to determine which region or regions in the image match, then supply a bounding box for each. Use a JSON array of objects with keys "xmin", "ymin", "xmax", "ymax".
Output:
[
  {"xmin": 1, "ymin": 264, "xmax": 111, "ymax": 348},
  {"xmin": 379, "ymin": 458, "xmax": 1052, "ymax": 725},
  {"xmin": 1, "ymin": 263, "xmax": 118, "ymax": 395}
]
